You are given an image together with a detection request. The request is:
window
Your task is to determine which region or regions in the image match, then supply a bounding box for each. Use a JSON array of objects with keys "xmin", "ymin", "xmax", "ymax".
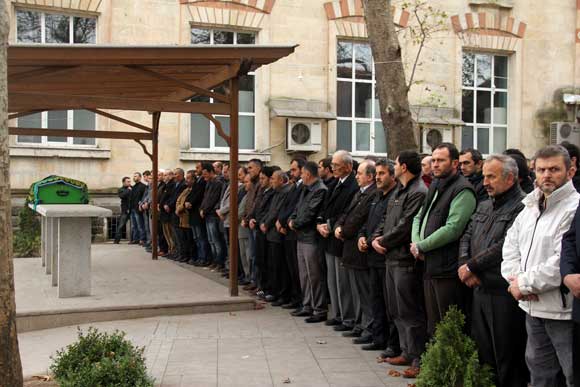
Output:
[
  {"xmin": 461, "ymin": 53, "xmax": 508, "ymax": 154},
  {"xmin": 15, "ymin": 9, "xmax": 97, "ymax": 146},
  {"xmin": 336, "ymin": 41, "xmax": 387, "ymax": 155},
  {"xmin": 190, "ymin": 28, "xmax": 256, "ymax": 150}
]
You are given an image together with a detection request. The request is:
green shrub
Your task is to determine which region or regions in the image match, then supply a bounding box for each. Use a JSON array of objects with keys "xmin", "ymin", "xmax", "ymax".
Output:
[
  {"xmin": 416, "ymin": 306, "xmax": 495, "ymax": 387},
  {"xmin": 50, "ymin": 327, "xmax": 154, "ymax": 387},
  {"xmin": 13, "ymin": 205, "xmax": 41, "ymax": 257}
]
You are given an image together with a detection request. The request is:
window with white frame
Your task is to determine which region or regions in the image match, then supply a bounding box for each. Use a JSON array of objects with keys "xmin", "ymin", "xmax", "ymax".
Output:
[
  {"xmin": 461, "ymin": 52, "xmax": 508, "ymax": 154},
  {"xmin": 15, "ymin": 9, "xmax": 97, "ymax": 146},
  {"xmin": 336, "ymin": 40, "xmax": 387, "ymax": 155},
  {"xmin": 190, "ymin": 28, "xmax": 256, "ymax": 150}
]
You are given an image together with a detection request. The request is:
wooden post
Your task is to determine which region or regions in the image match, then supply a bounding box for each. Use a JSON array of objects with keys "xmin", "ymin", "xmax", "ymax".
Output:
[
  {"xmin": 151, "ymin": 112, "xmax": 160, "ymax": 260},
  {"xmin": 228, "ymin": 77, "xmax": 239, "ymax": 296}
]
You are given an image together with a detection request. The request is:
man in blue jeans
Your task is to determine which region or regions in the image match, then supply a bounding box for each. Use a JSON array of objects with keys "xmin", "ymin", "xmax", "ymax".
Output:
[
  {"xmin": 186, "ymin": 164, "xmax": 209, "ymax": 265},
  {"xmin": 129, "ymin": 172, "xmax": 147, "ymax": 244},
  {"xmin": 199, "ymin": 163, "xmax": 225, "ymax": 269}
]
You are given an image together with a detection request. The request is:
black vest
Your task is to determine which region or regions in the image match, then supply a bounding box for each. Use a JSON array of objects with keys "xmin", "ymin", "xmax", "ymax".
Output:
[{"xmin": 418, "ymin": 173, "xmax": 474, "ymax": 278}]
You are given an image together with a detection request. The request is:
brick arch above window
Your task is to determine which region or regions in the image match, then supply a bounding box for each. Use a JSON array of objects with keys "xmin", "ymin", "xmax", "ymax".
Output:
[
  {"xmin": 179, "ymin": 0, "xmax": 275, "ymax": 14},
  {"xmin": 12, "ymin": 0, "xmax": 102, "ymax": 13},
  {"xmin": 451, "ymin": 12, "xmax": 526, "ymax": 51},
  {"xmin": 323, "ymin": 0, "xmax": 410, "ymax": 28}
]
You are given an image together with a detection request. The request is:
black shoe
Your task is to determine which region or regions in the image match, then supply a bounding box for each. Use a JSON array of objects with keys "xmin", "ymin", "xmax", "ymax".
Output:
[
  {"xmin": 186, "ymin": 259, "xmax": 197, "ymax": 265},
  {"xmin": 325, "ymin": 318, "xmax": 341, "ymax": 327},
  {"xmin": 271, "ymin": 300, "xmax": 287, "ymax": 307},
  {"xmin": 113, "ymin": 240, "xmax": 120, "ymax": 244},
  {"xmin": 282, "ymin": 302, "xmax": 300, "ymax": 310},
  {"xmin": 305, "ymin": 315, "xmax": 327, "ymax": 323},
  {"xmin": 333, "ymin": 324, "xmax": 353, "ymax": 332},
  {"xmin": 291, "ymin": 309, "xmax": 312, "ymax": 317},
  {"xmin": 342, "ymin": 330, "xmax": 362, "ymax": 338},
  {"xmin": 380, "ymin": 347, "xmax": 402, "ymax": 359},
  {"xmin": 361, "ymin": 342, "xmax": 386, "ymax": 351},
  {"xmin": 265, "ymin": 295, "xmax": 277, "ymax": 302},
  {"xmin": 239, "ymin": 279, "xmax": 251, "ymax": 286},
  {"xmin": 352, "ymin": 336, "xmax": 373, "ymax": 345}
]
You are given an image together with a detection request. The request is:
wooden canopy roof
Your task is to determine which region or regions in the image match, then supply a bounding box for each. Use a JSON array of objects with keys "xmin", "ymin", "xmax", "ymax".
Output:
[{"xmin": 8, "ymin": 44, "xmax": 296, "ymax": 114}]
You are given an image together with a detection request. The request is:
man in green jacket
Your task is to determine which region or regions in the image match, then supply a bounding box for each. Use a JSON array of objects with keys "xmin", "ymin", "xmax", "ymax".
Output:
[{"xmin": 410, "ymin": 143, "xmax": 476, "ymax": 337}]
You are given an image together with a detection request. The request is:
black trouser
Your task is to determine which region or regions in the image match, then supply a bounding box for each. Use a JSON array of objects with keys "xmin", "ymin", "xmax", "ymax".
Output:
[
  {"xmin": 574, "ymin": 322, "xmax": 580, "ymax": 387},
  {"xmin": 268, "ymin": 241, "xmax": 288, "ymax": 299},
  {"xmin": 158, "ymin": 221, "xmax": 168, "ymax": 253},
  {"xmin": 114, "ymin": 212, "xmax": 130, "ymax": 242},
  {"xmin": 255, "ymin": 231, "xmax": 268, "ymax": 291},
  {"xmin": 423, "ymin": 277, "xmax": 463, "ymax": 337},
  {"xmin": 172, "ymin": 224, "xmax": 185, "ymax": 258},
  {"xmin": 369, "ymin": 266, "xmax": 400, "ymax": 349},
  {"xmin": 284, "ymin": 237, "xmax": 301, "ymax": 304},
  {"xmin": 471, "ymin": 289, "xmax": 528, "ymax": 387}
]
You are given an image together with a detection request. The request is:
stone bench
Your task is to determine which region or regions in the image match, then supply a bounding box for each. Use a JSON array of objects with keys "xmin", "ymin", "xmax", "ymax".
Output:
[{"xmin": 31, "ymin": 204, "xmax": 112, "ymax": 298}]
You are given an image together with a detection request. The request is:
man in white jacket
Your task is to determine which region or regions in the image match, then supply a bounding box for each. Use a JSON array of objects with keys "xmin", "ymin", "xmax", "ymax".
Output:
[{"xmin": 502, "ymin": 145, "xmax": 580, "ymax": 387}]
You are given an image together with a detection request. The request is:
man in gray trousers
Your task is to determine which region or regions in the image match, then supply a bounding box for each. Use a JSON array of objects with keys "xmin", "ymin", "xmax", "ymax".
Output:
[{"xmin": 289, "ymin": 161, "xmax": 328, "ymax": 323}]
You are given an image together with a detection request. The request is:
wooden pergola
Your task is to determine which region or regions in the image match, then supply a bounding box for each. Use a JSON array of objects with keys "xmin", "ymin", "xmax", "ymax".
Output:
[{"xmin": 7, "ymin": 44, "xmax": 296, "ymax": 296}]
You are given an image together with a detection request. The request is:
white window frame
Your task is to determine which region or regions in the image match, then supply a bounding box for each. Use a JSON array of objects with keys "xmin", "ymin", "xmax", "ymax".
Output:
[
  {"xmin": 15, "ymin": 8, "xmax": 98, "ymax": 147},
  {"xmin": 189, "ymin": 28, "xmax": 257, "ymax": 152},
  {"xmin": 336, "ymin": 40, "xmax": 386, "ymax": 156},
  {"xmin": 461, "ymin": 52, "xmax": 509, "ymax": 155}
]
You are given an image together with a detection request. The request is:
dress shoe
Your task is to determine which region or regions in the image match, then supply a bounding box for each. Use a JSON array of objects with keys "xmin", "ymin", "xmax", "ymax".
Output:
[
  {"xmin": 402, "ymin": 366, "xmax": 420, "ymax": 379},
  {"xmin": 239, "ymin": 279, "xmax": 250, "ymax": 286},
  {"xmin": 243, "ymin": 284, "xmax": 257, "ymax": 291},
  {"xmin": 291, "ymin": 309, "xmax": 312, "ymax": 317},
  {"xmin": 333, "ymin": 324, "xmax": 353, "ymax": 332},
  {"xmin": 342, "ymin": 330, "xmax": 362, "ymax": 338},
  {"xmin": 113, "ymin": 240, "xmax": 120, "ymax": 244},
  {"xmin": 265, "ymin": 295, "xmax": 277, "ymax": 302},
  {"xmin": 352, "ymin": 336, "xmax": 373, "ymax": 345},
  {"xmin": 282, "ymin": 302, "xmax": 300, "ymax": 310},
  {"xmin": 361, "ymin": 342, "xmax": 386, "ymax": 351},
  {"xmin": 128, "ymin": 240, "xmax": 139, "ymax": 245},
  {"xmin": 386, "ymin": 355, "xmax": 411, "ymax": 366},
  {"xmin": 324, "ymin": 318, "xmax": 341, "ymax": 327},
  {"xmin": 271, "ymin": 300, "xmax": 286, "ymax": 307},
  {"xmin": 305, "ymin": 315, "xmax": 327, "ymax": 323},
  {"xmin": 379, "ymin": 347, "xmax": 402, "ymax": 360}
]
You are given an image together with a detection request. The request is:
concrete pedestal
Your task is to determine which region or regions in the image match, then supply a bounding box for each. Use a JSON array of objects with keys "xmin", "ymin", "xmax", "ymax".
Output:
[{"xmin": 57, "ymin": 218, "xmax": 91, "ymax": 298}]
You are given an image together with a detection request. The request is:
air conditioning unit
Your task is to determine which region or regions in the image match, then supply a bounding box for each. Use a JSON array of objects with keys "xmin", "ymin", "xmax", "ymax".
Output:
[
  {"xmin": 421, "ymin": 127, "xmax": 453, "ymax": 154},
  {"xmin": 286, "ymin": 119, "xmax": 322, "ymax": 152},
  {"xmin": 550, "ymin": 122, "xmax": 580, "ymax": 146}
]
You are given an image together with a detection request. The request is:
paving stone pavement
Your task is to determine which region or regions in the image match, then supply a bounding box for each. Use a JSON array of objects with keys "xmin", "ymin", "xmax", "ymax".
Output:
[{"xmin": 19, "ymin": 306, "xmax": 413, "ymax": 387}]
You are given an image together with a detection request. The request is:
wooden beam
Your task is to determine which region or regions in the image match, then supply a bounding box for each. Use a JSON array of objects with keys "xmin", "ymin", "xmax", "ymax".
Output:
[
  {"xmin": 151, "ymin": 112, "xmax": 160, "ymax": 261},
  {"xmin": 124, "ymin": 65, "xmax": 230, "ymax": 104},
  {"xmin": 9, "ymin": 92, "xmax": 231, "ymax": 115},
  {"xmin": 170, "ymin": 64, "xmax": 241, "ymax": 101},
  {"xmin": 8, "ymin": 66, "xmax": 78, "ymax": 82},
  {"xmin": 88, "ymin": 108, "xmax": 153, "ymax": 132},
  {"xmin": 228, "ymin": 77, "xmax": 239, "ymax": 297},
  {"xmin": 8, "ymin": 110, "xmax": 46, "ymax": 120},
  {"xmin": 134, "ymin": 139, "xmax": 153, "ymax": 160},
  {"xmin": 202, "ymin": 113, "xmax": 230, "ymax": 146},
  {"xmin": 8, "ymin": 127, "xmax": 153, "ymax": 140}
]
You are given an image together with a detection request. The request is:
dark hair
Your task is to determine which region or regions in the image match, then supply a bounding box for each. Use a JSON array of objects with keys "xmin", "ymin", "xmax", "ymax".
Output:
[
  {"xmin": 319, "ymin": 157, "xmax": 332, "ymax": 171},
  {"xmin": 434, "ymin": 142, "xmax": 459, "ymax": 161},
  {"xmin": 460, "ymin": 148, "xmax": 483, "ymax": 164},
  {"xmin": 352, "ymin": 159, "xmax": 359, "ymax": 173},
  {"xmin": 560, "ymin": 141, "xmax": 580, "ymax": 169},
  {"xmin": 239, "ymin": 166, "xmax": 248, "ymax": 175},
  {"xmin": 143, "ymin": 170, "xmax": 151, "ymax": 177},
  {"xmin": 504, "ymin": 148, "xmax": 527, "ymax": 160},
  {"xmin": 303, "ymin": 161, "xmax": 319, "ymax": 177},
  {"xmin": 534, "ymin": 145, "xmax": 572, "ymax": 170},
  {"xmin": 397, "ymin": 150, "xmax": 422, "ymax": 175},
  {"xmin": 375, "ymin": 158, "xmax": 395, "ymax": 176},
  {"xmin": 291, "ymin": 157, "xmax": 307, "ymax": 169},
  {"xmin": 506, "ymin": 154, "xmax": 529, "ymax": 180},
  {"xmin": 174, "ymin": 168, "xmax": 185, "ymax": 176},
  {"xmin": 122, "ymin": 176, "xmax": 130, "ymax": 183},
  {"xmin": 186, "ymin": 169, "xmax": 196, "ymax": 176},
  {"xmin": 261, "ymin": 166, "xmax": 275, "ymax": 178},
  {"xmin": 248, "ymin": 158, "xmax": 263, "ymax": 169},
  {"xmin": 274, "ymin": 170, "xmax": 289, "ymax": 183},
  {"xmin": 201, "ymin": 162, "xmax": 215, "ymax": 174},
  {"xmin": 271, "ymin": 165, "xmax": 282, "ymax": 172},
  {"xmin": 133, "ymin": 172, "xmax": 142, "ymax": 177}
]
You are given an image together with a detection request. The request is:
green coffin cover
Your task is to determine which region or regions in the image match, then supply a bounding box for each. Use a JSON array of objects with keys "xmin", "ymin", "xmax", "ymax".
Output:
[{"xmin": 27, "ymin": 175, "xmax": 90, "ymax": 208}]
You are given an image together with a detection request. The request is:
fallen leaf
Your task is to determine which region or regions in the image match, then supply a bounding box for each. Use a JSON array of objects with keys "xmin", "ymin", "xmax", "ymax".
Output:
[
  {"xmin": 388, "ymin": 369, "xmax": 401, "ymax": 377},
  {"xmin": 282, "ymin": 377, "xmax": 291, "ymax": 384},
  {"xmin": 316, "ymin": 339, "xmax": 327, "ymax": 344},
  {"xmin": 31, "ymin": 375, "xmax": 52, "ymax": 381}
]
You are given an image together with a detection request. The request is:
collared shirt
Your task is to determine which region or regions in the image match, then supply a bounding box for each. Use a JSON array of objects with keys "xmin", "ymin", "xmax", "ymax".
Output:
[
  {"xmin": 360, "ymin": 183, "xmax": 373, "ymax": 193},
  {"xmin": 339, "ymin": 175, "xmax": 348, "ymax": 184}
]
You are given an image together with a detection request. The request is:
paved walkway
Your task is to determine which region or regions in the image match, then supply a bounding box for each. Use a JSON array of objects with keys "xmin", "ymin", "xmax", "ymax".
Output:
[{"xmin": 19, "ymin": 306, "xmax": 412, "ymax": 387}]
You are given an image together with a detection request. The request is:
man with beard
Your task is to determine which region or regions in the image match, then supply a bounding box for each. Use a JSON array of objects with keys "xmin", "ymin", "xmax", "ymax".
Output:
[
  {"xmin": 114, "ymin": 176, "xmax": 132, "ymax": 244},
  {"xmin": 319, "ymin": 157, "xmax": 335, "ymax": 187},
  {"xmin": 459, "ymin": 155, "xmax": 528, "ymax": 386},
  {"xmin": 503, "ymin": 145, "xmax": 579, "ymax": 387},
  {"xmin": 129, "ymin": 172, "xmax": 147, "ymax": 244},
  {"xmin": 241, "ymin": 159, "xmax": 263, "ymax": 289},
  {"xmin": 411, "ymin": 143, "xmax": 476, "ymax": 337}
]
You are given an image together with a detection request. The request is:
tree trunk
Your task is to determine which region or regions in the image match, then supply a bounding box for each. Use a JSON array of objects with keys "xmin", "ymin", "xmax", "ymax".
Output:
[
  {"xmin": 0, "ymin": 1, "xmax": 24, "ymax": 385},
  {"xmin": 363, "ymin": 0, "xmax": 417, "ymax": 157}
]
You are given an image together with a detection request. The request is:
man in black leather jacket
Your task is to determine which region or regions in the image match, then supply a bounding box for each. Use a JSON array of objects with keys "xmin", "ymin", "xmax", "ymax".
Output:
[
  {"xmin": 114, "ymin": 176, "xmax": 132, "ymax": 244},
  {"xmin": 458, "ymin": 154, "xmax": 528, "ymax": 387},
  {"xmin": 289, "ymin": 161, "xmax": 328, "ymax": 322},
  {"xmin": 460, "ymin": 148, "xmax": 487, "ymax": 202}
]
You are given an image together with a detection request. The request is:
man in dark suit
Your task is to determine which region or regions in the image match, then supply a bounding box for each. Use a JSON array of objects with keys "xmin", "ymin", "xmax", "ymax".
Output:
[
  {"xmin": 167, "ymin": 168, "xmax": 188, "ymax": 261},
  {"xmin": 114, "ymin": 176, "xmax": 132, "ymax": 244},
  {"xmin": 159, "ymin": 170, "xmax": 176, "ymax": 257},
  {"xmin": 317, "ymin": 150, "xmax": 359, "ymax": 329},
  {"xmin": 186, "ymin": 163, "xmax": 209, "ymax": 266},
  {"xmin": 561, "ymin": 202, "xmax": 580, "ymax": 387},
  {"xmin": 334, "ymin": 160, "xmax": 377, "ymax": 343}
]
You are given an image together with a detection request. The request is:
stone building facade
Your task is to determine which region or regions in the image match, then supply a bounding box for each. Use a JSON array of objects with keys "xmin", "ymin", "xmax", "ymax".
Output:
[{"xmin": 5, "ymin": 0, "xmax": 580, "ymax": 194}]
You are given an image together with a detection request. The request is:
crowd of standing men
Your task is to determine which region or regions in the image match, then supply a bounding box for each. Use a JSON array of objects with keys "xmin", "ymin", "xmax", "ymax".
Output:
[{"xmin": 116, "ymin": 142, "xmax": 580, "ymax": 386}]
